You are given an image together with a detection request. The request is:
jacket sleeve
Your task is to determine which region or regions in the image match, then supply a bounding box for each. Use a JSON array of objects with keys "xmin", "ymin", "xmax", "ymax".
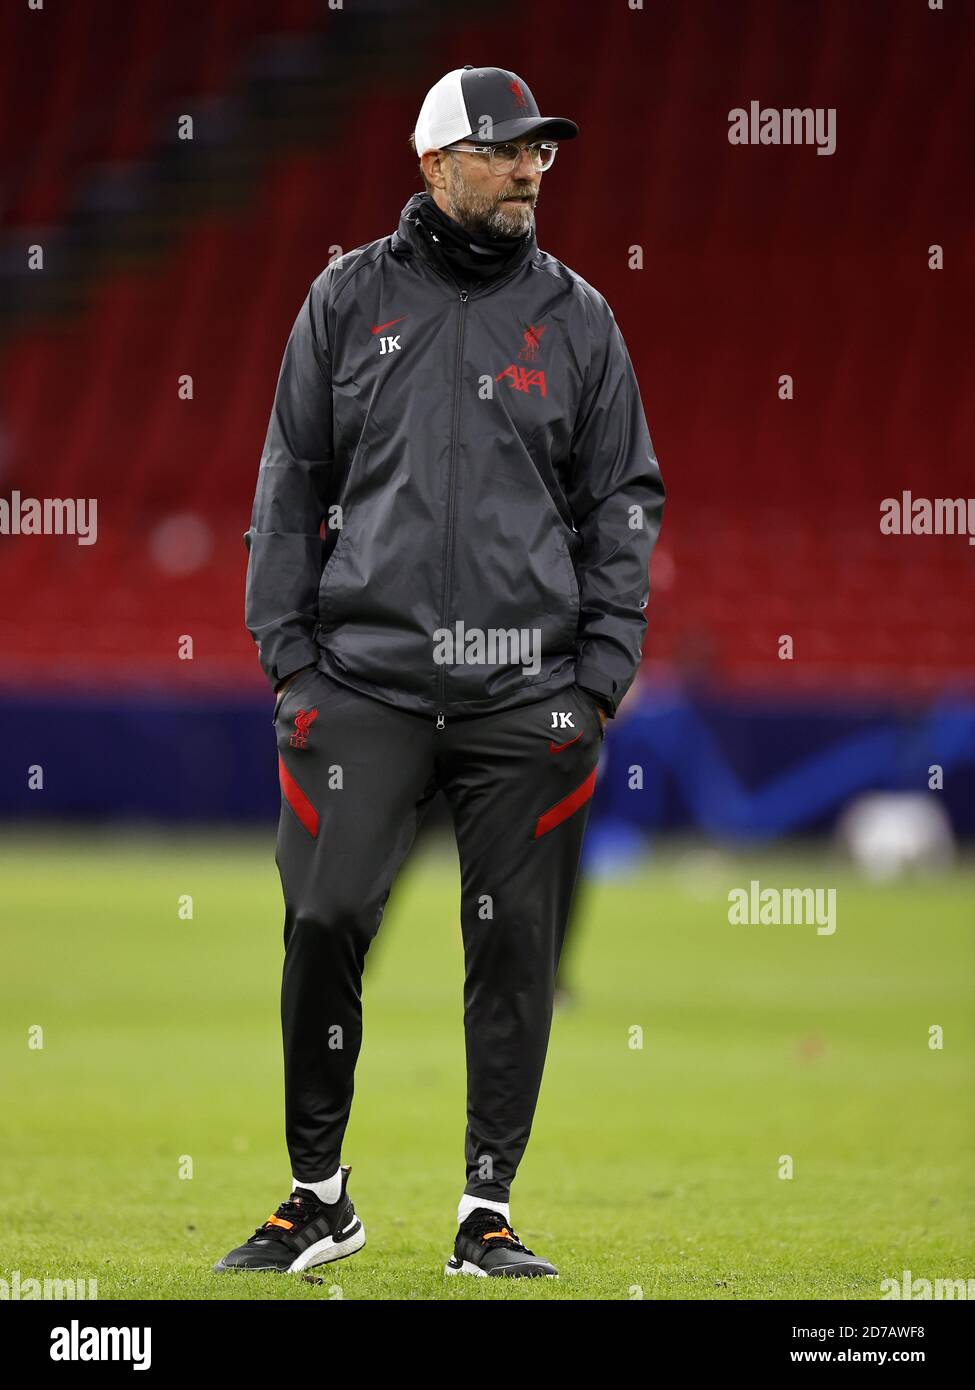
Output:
[
  {"xmin": 565, "ymin": 292, "xmax": 665, "ymax": 717},
  {"xmin": 243, "ymin": 272, "xmax": 333, "ymax": 690}
]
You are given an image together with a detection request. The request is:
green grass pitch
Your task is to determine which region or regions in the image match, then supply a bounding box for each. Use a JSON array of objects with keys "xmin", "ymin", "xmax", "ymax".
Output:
[{"xmin": 1, "ymin": 831, "xmax": 972, "ymax": 1300}]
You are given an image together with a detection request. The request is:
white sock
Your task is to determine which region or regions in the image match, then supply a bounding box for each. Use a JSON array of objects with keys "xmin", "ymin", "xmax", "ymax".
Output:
[
  {"xmin": 458, "ymin": 1193, "xmax": 510, "ymax": 1227},
  {"xmin": 292, "ymin": 1166, "xmax": 342, "ymax": 1205}
]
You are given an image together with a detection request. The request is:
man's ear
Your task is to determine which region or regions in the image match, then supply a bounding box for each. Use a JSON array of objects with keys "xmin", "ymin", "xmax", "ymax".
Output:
[{"xmin": 420, "ymin": 148, "xmax": 450, "ymax": 192}]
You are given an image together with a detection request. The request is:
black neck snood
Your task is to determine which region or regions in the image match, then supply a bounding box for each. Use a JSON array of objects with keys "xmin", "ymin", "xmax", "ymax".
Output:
[{"xmin": 411, "ymin": 192, "xmax": 535, "ymax": 288}]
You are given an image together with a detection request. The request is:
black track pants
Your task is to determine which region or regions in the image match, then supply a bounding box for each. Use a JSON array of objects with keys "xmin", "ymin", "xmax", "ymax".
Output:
[{"xmin": 272, "ymin": 665, "xmax": 604, "ymax": 1202}]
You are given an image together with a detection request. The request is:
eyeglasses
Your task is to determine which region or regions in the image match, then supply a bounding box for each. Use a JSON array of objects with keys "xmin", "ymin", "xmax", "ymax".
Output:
[{"xmin": 445, "ymin": 140, "xmax": 558, "ymax": 175}]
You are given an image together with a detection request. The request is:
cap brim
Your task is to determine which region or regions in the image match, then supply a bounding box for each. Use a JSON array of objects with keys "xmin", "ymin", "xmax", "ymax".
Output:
[{"xmin": 480, "ymin": 115, "xmax": 578, "ymax": 142}]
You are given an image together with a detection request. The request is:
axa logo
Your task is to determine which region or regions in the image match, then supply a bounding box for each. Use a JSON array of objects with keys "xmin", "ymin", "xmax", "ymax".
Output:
[
  {"xmin": 290, "ymin": 708, "xmax": 318, "ymax": 749},
  {"xmin": 497, "ymin": 321, "xmax": 548, "ymax": 395},
  {"xmin": 509, "ymin": 80, "xmax": 529, "ymax": 110},
  {"xmin": 497, "ymin": 364, "xmax": 547, "ymax": 396}
]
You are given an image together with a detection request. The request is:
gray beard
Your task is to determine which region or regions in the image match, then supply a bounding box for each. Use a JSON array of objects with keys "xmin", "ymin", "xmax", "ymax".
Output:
[{"xmin": 444, "ymin": 174, "xmax": 536, "ymax": 239}]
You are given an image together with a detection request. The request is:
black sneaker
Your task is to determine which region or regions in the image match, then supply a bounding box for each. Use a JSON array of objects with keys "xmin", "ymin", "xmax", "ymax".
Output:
[
  {"xmin": 444, "ymin": 1208, "xmax": 558, "ymax": 1278},
  {"xmin": 212, "ymin": 1164, "xmax": 365, "ymax": 1274}
]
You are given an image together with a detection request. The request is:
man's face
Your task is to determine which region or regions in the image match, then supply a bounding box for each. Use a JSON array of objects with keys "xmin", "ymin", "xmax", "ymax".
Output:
[{"xmin": 440, "ymin": 142, "xmax": 541, "ymax": 238}]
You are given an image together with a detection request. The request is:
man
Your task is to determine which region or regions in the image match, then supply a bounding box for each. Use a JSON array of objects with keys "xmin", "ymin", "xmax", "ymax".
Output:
[{"xmin": 215, "ymin": 66, "xmax": 665, "ymax": 1280}]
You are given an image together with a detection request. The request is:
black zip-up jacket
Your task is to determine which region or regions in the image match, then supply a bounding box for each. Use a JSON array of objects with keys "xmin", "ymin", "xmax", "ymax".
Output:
[{"xmin": 244, "ymin": 192, "xmax": 665, "ymax": 722}]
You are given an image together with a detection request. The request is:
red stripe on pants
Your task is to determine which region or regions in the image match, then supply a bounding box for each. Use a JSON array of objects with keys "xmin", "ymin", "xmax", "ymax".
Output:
[
  {"xmin": 533, "ymin": 766, "xmax": 597, "ymax": 839},
  {"xmin": 278, "ymin": 755, "xmax": 319, "ymax": 837}
]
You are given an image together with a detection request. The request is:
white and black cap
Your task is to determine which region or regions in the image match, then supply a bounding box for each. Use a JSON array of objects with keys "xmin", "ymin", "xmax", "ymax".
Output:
[{"xmin": 413, "ymin": 66, "xmax": 578, "ymax": 156}]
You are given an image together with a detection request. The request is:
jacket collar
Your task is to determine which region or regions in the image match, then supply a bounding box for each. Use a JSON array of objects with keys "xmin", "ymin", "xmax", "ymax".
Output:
[{"xmin": 391, "ymin": 191, "xmax": 538, "ymax": 289}]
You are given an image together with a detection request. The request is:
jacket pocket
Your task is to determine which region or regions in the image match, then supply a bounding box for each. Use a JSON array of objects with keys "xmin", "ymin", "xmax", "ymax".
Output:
[
  {"xmin": 447, "ymin": 514, "xmax": 581, "ymax": 673},
  {"xmin": 272, "ymin": 666, "xmax": 317, "ymax": 725},
  {"xmin": 317, "ymin": 516, "xmax": 354, "ymax": 630},
  {"xmin": 574, "ymin": 682, "xmax": 606, "ymax": 740},
  {"xmin": 555, "ymin": 528, "xmax": 582, "ymax": 645}
]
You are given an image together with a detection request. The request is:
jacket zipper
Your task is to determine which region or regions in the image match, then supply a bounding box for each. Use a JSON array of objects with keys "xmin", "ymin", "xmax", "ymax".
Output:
[
  {"xmin": 435, "ymin": 285, "xmax": 469, "ymax": 730},
  {"xmin": 409, "ymin": 218, "xmax": 532, "ymax": 731}
]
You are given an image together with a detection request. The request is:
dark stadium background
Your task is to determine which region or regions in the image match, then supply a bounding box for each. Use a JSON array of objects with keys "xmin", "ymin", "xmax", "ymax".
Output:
[
  {"xmin": 0, "ymin": 0, "xmax": 972, "ymax": 840},
  {"xmin": 2, "ymin": 0, "xmax": 974, "ymax": 1318}
]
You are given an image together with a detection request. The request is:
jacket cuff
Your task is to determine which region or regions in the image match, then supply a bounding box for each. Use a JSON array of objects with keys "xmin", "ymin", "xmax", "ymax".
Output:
[
  {"xmin": 579, "ymin": 685, "xmax": 613, "ymax": 719},
  {"xmin": 268, "ymin": 643, "xmax": 320, "ymax": 693},
  {"xmin": 574, "ymin": 664, "xmax": 619, "ymax": 717}
]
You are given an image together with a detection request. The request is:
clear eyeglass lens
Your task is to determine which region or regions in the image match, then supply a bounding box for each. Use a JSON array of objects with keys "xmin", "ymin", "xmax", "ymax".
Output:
[{"xmin": 489, "ymin": 142, "xmax": 557, "ymax": 173}]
